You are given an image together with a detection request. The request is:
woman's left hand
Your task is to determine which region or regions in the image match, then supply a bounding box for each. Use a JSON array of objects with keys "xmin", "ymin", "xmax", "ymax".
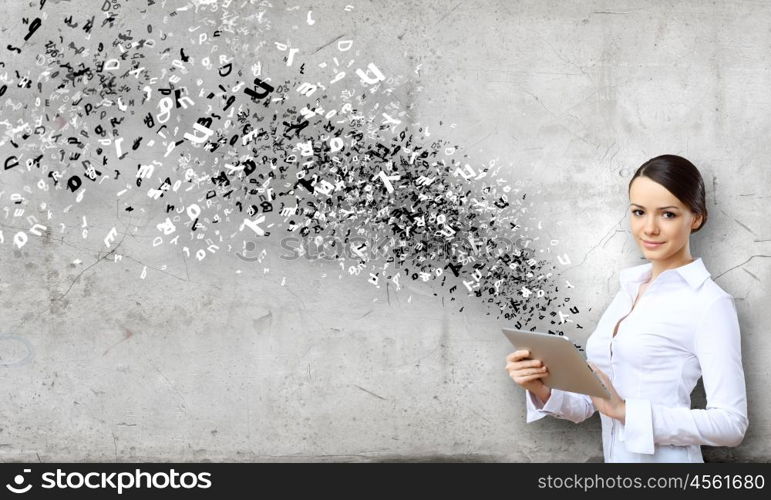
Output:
[{"xmin": 588, "ymin": 362, "xmax": 626, "ymax": 423}]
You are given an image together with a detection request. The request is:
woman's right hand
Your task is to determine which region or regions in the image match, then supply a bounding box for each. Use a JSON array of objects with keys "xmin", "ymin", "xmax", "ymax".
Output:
[{"xmin": 505, "ymin": 349, "xmax": 551, "ymax": 402}]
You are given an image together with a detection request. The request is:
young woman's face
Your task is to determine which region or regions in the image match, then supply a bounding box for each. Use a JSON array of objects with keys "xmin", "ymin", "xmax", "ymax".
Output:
[{"xmin": 628, "ymin": 176, "xmax": 703, "ymax": 265}]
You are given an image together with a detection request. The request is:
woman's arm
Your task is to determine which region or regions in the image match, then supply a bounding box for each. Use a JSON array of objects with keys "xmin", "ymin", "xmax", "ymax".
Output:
[
  {"xmin": 526, "ymin": 387, "xmax": 597, "ymax": 424},
  {"xmin": 622, "ymin": 295, "xmax": 748, "ymax": 454}
]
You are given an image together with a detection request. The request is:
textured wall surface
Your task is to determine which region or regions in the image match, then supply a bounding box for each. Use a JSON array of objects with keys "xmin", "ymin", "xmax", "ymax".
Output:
[{"xmin": 0, "ymin": 0, "xmax": 768, "ymax": 462}]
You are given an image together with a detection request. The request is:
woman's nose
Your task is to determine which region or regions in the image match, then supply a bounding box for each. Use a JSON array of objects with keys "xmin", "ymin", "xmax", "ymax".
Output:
[{"xmin": 644, "ymin": 215, "xmax": 659, "ymax": 235}]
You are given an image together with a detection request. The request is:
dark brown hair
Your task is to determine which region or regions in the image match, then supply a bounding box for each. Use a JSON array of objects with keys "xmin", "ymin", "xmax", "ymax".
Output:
[{"xmin": 628, "ymin": 154, "xmax": 708, "ymax": 233}]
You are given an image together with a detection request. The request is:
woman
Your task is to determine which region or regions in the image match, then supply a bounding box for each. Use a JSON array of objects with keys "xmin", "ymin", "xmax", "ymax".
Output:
[{"xmin": 505, "ymin": 154, "xmax": 748, "ymax": 462}]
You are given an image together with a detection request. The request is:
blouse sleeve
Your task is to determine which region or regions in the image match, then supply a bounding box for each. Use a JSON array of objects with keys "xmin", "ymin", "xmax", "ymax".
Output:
[
  {"xmin": 525, "ymin": 388, "xmax": 596, "ymax": 424},
  {"xmin": 622, "ymin": 295, "xmax": 748, "ymax": 454}
]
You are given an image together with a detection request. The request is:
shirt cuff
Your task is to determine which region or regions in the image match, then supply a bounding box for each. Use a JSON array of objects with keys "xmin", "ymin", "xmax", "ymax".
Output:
[
  {"xmin": 525, "ymin": 389, "xmax": 564, "ymax": 423},
  {"xmin": 623, "ymin": 398, "xmax": 655, "ymax": 454}
]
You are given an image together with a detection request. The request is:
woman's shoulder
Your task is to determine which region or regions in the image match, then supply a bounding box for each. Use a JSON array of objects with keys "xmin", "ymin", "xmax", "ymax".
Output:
[{"xmin": 694, "ymin": 276, "xmax": 735, "ymax": 306}]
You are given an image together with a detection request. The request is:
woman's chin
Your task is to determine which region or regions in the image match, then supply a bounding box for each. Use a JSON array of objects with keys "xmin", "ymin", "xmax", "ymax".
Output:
[{"xmin": 640, "ymin": 247, "xmax": 666, "ymax": 258}]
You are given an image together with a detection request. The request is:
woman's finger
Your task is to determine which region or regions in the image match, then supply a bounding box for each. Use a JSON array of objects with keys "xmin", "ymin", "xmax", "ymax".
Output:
[
  {"xmin": 588, "ymin": 364, "xmax": 618, "ymax": 401},
  {"xmin": 594, "ymin": 368, "xmax": 611, "ymax": 385},
  {"xmin": 506, "ymin": 350, "xmax": 531, "ymax": 362},
  {"xmin": 506, "ymin": 360, "xmax": 543, "ymax": 370},
  {"xmin": 510, "ymin": 367, "xmax": 548, "ymax": 378},
  {"xmin": 513, "ymin": 373, "xmax": 548, "ymax": 383},
  {"xmin": 509, "ymin": 363, "xmax": 546, "ymax": 373},
  {"xmin": 506, "ymin": 351, "xmax": 522, "ymax": 362},
  {"xmin": 589, "ymin": 362, "xmax": 608, "ymax": 380}
]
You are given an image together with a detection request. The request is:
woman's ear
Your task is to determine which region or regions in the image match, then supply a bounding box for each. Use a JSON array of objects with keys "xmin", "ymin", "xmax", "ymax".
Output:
[{"xmin": 691, "ymin": 214, "xmax": 703, "ymax": 231}]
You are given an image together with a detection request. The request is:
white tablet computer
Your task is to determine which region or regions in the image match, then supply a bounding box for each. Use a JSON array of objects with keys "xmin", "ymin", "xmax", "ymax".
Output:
[{"xmin": 503, "ymin": 328, "xmax": 610, "ymax": 399}]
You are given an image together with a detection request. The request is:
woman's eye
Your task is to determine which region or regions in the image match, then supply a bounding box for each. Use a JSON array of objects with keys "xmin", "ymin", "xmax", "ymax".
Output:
[{"xmin": 631, "ymin": 209, "xmax": 676, "ymax": 218}]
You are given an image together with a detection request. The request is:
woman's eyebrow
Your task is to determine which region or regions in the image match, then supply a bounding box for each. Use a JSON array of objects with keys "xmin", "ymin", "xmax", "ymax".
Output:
[{"xmin": 629, "ymin": 203, "xmax": 680, "ymax": 210}]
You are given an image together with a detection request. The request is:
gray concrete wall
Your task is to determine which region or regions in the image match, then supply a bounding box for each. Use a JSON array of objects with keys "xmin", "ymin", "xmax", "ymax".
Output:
[{"xmin": 0, "ymin": 0, "xmax": 768, "ymax": 461}]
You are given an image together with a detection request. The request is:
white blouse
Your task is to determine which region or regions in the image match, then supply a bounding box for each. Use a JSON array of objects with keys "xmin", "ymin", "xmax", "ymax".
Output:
[{"xmin": 524, "ymin": 257, "xmax": 748, "ymax": 462}]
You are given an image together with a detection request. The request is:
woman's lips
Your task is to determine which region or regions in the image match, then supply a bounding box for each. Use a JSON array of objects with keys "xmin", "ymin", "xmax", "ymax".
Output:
[{"xmin": 642, "ymin": 240, "xmax": 664, "ymax": 249}]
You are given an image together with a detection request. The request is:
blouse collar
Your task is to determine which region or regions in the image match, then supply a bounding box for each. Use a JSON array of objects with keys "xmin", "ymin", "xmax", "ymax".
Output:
[{"xmin": 619, "ymin": 257, "xmax": 711, "ymax": 295}]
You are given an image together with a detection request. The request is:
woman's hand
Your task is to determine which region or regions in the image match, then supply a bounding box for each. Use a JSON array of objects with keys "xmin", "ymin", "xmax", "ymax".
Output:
[
  {"xmin": 505, "ymin": 349, "xmax": 551, "ymax": 403},
  {"xmin": 588, "ymin": 362, "xmax": 626, "ymax": 423}
]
